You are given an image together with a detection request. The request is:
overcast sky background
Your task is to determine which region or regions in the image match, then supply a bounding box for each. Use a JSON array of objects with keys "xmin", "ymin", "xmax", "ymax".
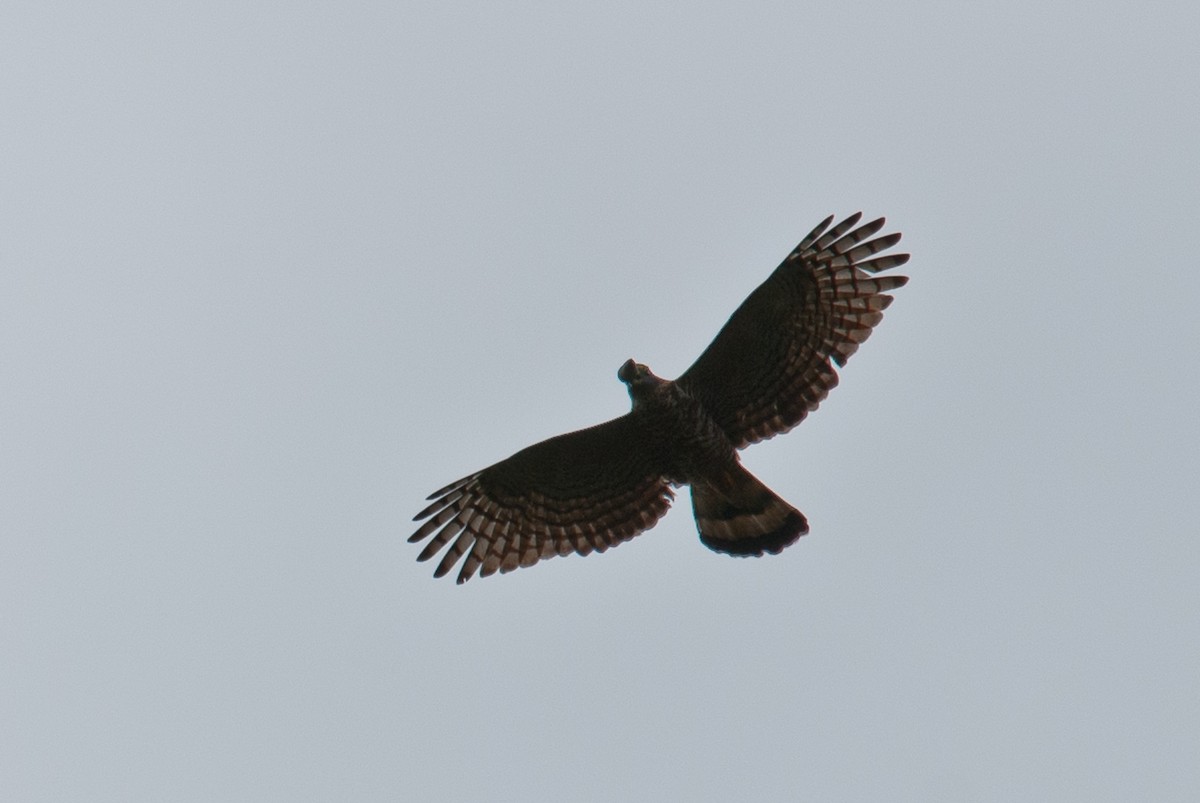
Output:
[{"xmin": 4, "ymin": 2, "xmax": 1199, "ymax": 800}]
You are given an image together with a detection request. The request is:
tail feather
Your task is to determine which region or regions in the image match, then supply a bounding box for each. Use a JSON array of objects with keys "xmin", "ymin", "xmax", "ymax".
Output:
[{"xmin": 692, "ymin": 464, "xmax": 808, "ymax": 557}]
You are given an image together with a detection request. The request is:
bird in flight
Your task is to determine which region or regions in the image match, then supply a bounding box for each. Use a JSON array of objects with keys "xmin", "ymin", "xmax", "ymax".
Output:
[{"xmin": 409, "ymin": 212, "xmax": 909, "ymax": 583}]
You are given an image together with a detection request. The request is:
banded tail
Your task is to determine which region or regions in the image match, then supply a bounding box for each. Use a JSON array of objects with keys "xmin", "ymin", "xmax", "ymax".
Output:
[{"xmin": 691, "ymin": 463, "xmax": 808, "ymax": 556}]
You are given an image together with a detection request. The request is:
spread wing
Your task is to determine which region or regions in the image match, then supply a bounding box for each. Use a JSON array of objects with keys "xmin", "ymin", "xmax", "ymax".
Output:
[
  {"xmin": 409, "ymin": 414, "xmax": 674, "ymax": 583},
  {"xmin": 677, "ymin": 213, "xmax": 908, "ymax": 449}
]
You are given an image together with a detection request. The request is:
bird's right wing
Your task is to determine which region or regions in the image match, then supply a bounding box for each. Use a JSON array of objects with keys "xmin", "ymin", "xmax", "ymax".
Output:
[{"xmin": 409, "ymin": 414, "xmax": 674, "ymax": 583}]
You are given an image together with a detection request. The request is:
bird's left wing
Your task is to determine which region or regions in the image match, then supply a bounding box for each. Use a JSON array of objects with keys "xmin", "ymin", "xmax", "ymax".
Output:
[
  {"xmin": 677, "ymin": 213, "xmax": 909, "ymax": 449},
  {"xmin": 410, "ymin": 414, "xmax": 674, "ymax": 583}
]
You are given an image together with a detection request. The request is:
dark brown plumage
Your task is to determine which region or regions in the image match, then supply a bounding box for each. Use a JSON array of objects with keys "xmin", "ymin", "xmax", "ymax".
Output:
[{"xmin": 410, "ymin": 212, "xmax": 909, "ymax": 583}]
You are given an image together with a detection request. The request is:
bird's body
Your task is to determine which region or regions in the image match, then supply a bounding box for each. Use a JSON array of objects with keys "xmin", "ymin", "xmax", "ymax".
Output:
[
  {"xmin": 617, "ymin": 360, "xmax": 805, "ymax": 556},
  {"xmin": 410, "ymin": 213, "xmax": 909, "ymax": 583},
  {"xmin": 619, "ymin": 361, "xmax": 736, "ymax": 485}
]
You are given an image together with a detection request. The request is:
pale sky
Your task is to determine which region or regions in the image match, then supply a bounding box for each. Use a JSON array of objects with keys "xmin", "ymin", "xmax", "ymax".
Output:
[{"xmin": 3, "ymin": 2, "xmax": 1199, "ymax": 800}]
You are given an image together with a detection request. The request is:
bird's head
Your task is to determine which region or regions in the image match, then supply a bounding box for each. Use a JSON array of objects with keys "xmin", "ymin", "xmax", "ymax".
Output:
[
  {"xmin": 618, "ymin": 358, "xmax": 664, "ymax": 408},
  {"xmin": 617, "ymin": 358, "xmax": 644, "ymax": 385}
]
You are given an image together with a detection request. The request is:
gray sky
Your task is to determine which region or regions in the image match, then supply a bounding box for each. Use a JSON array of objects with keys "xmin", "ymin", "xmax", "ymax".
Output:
[{"xmin": 4, "ymin": 2, "xmax": 1199, "ymax": 800}]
